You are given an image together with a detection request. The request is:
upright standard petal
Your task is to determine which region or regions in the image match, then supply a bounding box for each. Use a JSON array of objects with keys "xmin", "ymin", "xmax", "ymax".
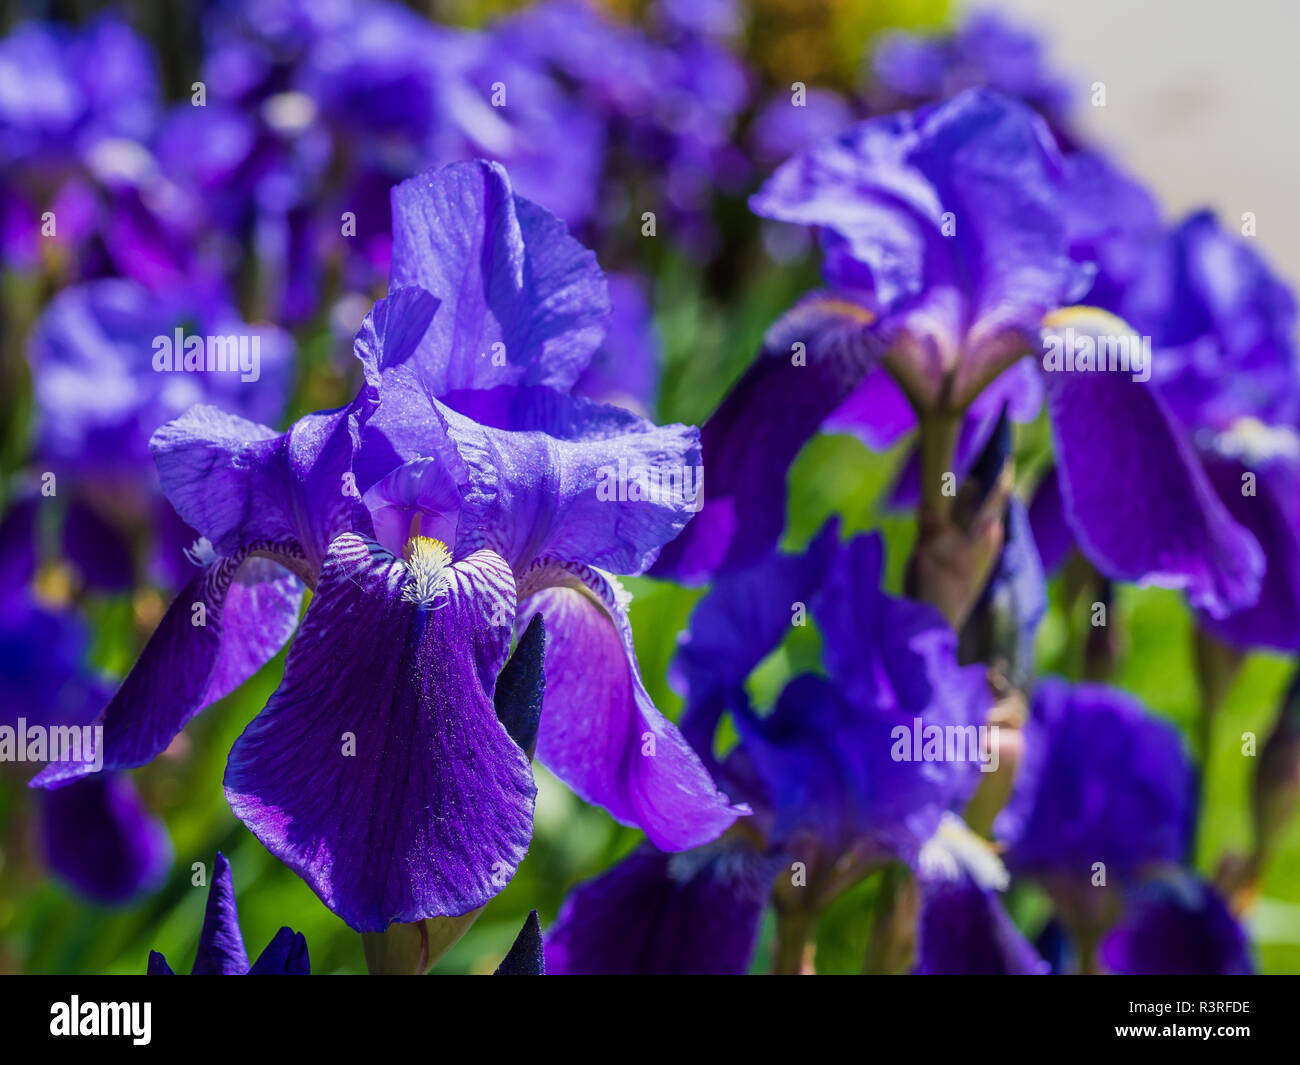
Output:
[
  {"xmin": 751, "ymin": 89, "xmax": 1075, "ymax": 403},
  {"xmin": 225, "ymin": 533, "xmax": 536, "ymax": 932},
  {"xmin": 360, "ymin": 383, "xmax": 702, "ymax": 578},
  {"xmin": 437, "ymin": 387, "xmax": 703, "ymax": 576},
  {"xmin": 388, "ymin": 160, "xmax": 609, "ymax": 394}
]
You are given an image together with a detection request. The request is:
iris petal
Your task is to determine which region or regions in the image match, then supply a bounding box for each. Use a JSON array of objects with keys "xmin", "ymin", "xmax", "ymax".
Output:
[
  {"xmin": 520, "ymin": 559, "xmax": 743, "ymax": 851},
  {"xmin": 225, "ymin": 533, "xmax": 536, "ymax": 932}
]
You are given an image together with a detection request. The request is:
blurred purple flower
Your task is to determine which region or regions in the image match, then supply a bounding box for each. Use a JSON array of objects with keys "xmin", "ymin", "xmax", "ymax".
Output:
[
  {"xmin": 546, "ymin": 841, "xmax": 775, "ymax": 975},
  {"xmin": 750, "ymin": 88, "xmax": 855, "ymax": 168},
  {"xmin": 548, "ymin": 525, "xmax": 999, "ymax": 975},
  {"xmin": 0, "ymin": 591, "xmax": 170, "ymax": 904},
  {"xmin": 1032, "ymin": 207, "xmax": 1300, "ymax": 650},
  {"xmin": 22, "ymin": 277, "xmax": 293, "ymax": 588},
  {"xmin": 657, "ymin": 90, "xmax": 1263, "ymax": 625},
  {"xmin": 1099, "ymin": 872, "xmax": 1253, "ymax": 975},
  {"xmin": 0, "ymin": 15, "xmax": 159, "ymax": 167},
  {"xmin": 996, "ymin": 678, "xmax": 1197, "ymax": 887},
  {"xmin": 870, "ymin": 10, "xmax": 1073, "ymax": 136}
]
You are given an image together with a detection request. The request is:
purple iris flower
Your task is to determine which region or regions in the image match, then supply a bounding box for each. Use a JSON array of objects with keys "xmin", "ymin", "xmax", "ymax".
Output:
[
  {"xmin": 35, "ymin": 161, "xmax": 740, "ymax": 933},
  {"xmin": 1030, "ymin": 205, "xmax": 1300, "ymax": 650},
  {"xmin": 674, "ymin": 525, "xmax": 991, "ymax": 864},
  {"xmin": 0, "ymin": 16, "xmax": 159, "ymax": 168},
  {"xmin": 738, "ymin": 534, "xmax": 991, "ymax": 873},
  {"xmin": 995, "ymin": 678, "xmax": 1197, "ymax": 931},
  {"xmin": 1098, "ymin": 872, "xmax": 1253, "ymax": 976},
  {"xmin": 654, "ymin": 89, "xmax": 1263, "ymax": 628},
  {"xmin": 1133, "ymin": 212, "xmax": 1300, "ymax": 650},
  {"xmin": 549, "ymin": 521, "xmax": 1005, "ymax": 973},
  {"xmin": 0, "ymin": 589, "xmax": 170, "ymax": 904},
  {"xmin": 546, "ymin": 840, "xmax": 776, "ymax": 975},
  {"xmin": 147, "ymin": 852, "xmax": 309, "ymax": 975}
]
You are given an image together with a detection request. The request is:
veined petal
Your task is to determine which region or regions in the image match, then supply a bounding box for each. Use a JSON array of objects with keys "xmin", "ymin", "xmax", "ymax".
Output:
[
  {"xmin": 362, "ymin": 383, "xmax": 702, "ymax": 577},
  {"xmin": 446, "ymin": 387, "xmax": 701, "ymax": 575},
  {"xmin": 33, "ymin": 551, "xmax": 303, "ymax": 786},
  {"xmin": 225, "ymin": 533, "xmax": 535, "ymax": 932},
  {"xmin": 388, "ymin": 160, "xmax": 609, "ymax": 394},
  {"xmin": 519, "ymin": 559, "xmax": 743, "ymax": 851}
]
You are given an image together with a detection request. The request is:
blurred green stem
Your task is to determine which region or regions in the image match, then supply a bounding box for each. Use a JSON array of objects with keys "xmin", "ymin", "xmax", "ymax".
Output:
[
  {"xmin": 1194, "ymin": 627, "xmax": 1244, "ymax": 768},
  {"xmin": 1193, "ymin": 626, "xmax": 1245, "ymax": 862},
  {"xmin": 862, "ymin": 864, "xmax": 917, "ymax": 974},
  {"xmin": 917, "ymin": 410, "xmax": 961, "ymax": 524},
  {"xmin": 772, "ymin": 906, "xmax": 815, "ymax": 975}
]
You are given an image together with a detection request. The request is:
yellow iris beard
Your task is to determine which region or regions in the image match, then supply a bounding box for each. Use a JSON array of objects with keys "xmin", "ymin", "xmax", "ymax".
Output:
[{"xmin": 402, "ymin": 535, "xmax": 453, "ymax": 608}]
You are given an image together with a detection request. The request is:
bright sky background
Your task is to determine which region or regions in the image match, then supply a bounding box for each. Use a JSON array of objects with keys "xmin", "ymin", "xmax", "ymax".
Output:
[{"xmin": 998, "ymin": 0, "xmax": 1299, "ymax": 284}]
